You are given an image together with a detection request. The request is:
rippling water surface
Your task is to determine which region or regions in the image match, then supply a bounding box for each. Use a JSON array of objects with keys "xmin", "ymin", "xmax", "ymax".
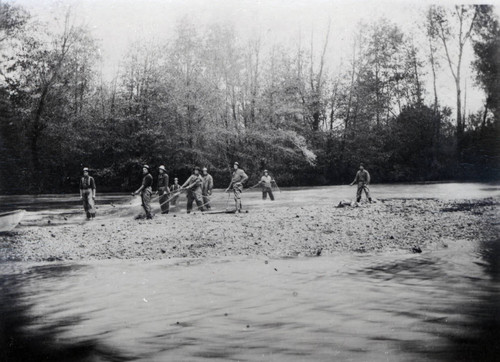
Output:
[
  {"xmin": 1, "ymin": 183, "xmax": 499, "ymax": 361},
  {"xmin": 1, "ymin": 239, "xmax": 499, "ymax": 361}
]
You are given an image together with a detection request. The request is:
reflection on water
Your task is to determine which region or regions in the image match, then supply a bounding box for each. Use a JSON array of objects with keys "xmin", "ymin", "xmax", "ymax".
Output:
[{"xmin": 1, "ymin": 239, "xmax": 499, "ymax": 361}]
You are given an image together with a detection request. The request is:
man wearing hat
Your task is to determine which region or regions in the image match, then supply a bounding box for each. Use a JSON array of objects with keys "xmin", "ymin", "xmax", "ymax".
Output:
[
  {"xmin": 79, "ymin": 167, "xmax": 96, "ymax": 220},
  {"xmin": 225, "ymin": 162, "xmax": 248, "ymax": 212},
  {"xmin": 133, "ymin": 165, "xmax": 154, "ymax": 219},
  {"xmin": 157, "ymin": 165, "xmax": 170, "ymax": 214},
  {"xmin": 181, "ymin": 167, "xmax": 205, "ymax": 213},
  {"xmin": 258, "ymin": 170, "xmax": 275, "ymax": 201},
  {"xmin": 170, "ymin": 177, "xmax": 181, "ymax": 206},
  {"xmin": 201, "ymin": 167, "xmax": 214, "ymax": 210}
]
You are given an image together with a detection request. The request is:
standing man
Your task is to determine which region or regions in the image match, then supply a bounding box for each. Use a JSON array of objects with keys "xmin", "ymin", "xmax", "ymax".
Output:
[
  {"xmin": 350, "ymin": 163, "xmax": 372, "ymax": 203},
  {"xmin": 79, "ymin": 167, "xmax": 96, "ymax": 220},
  {"xmin": 157, "ymin": 165, "xmax": 170, "ymax": 214},
  {"xmin": 170, "ymin": 178, "xmax": 181, "ymax": 206},
  {"xmin": 225, "ymin": 162, "xmax": 248, "ymax": 212},
  {"xmin": 133, "ymin": 165, "xmax": 153, "ymax": 219},
  {"xmin": 201, "ymin": 167, "xmax": 214, "ymax": 210},
  {"xmin": 181, "ymin": 167, "xmax": 205, "ymax": 213},
  {"xmin": 259, "ymin": 170, "xmax": 275, "ymax": 201}
]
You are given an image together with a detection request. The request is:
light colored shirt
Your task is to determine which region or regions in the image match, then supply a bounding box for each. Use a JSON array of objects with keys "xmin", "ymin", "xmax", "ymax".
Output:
[
  {"xmin": 260, "ymin": 175, "xmax": 273, "ymax": 188},
  {"xmin": 231, "ymin": 169, "xmax": 248, "ymax": 185},
  {"xmin": 202, "ymin": 174, "xmax": 213, "ymax": 193},
  {"xmin": 183, "ymin": 174, "xmax": 202, "ymax": 193}
]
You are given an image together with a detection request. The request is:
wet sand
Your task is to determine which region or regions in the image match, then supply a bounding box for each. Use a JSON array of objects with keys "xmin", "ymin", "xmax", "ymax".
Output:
[{"xmin": 0, "ymin": 196, "xmax": 498, "ymax": 262}]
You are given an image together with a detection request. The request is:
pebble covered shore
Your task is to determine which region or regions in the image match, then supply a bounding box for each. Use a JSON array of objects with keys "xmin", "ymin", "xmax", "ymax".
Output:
[{"xmin": 0, "ymin": 198, "xmax": 498, "ymax": 262}]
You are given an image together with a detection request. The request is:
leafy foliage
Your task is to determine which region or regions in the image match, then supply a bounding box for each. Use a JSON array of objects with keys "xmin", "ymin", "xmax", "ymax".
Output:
[{"xmin": 0, "ymin": 5, "xmax": 498, "ymax": 193}]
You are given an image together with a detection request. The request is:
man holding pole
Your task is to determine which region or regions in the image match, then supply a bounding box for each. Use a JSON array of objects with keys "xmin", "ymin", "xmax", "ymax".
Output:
[
  {"xmin": 259, "ymin": 170, "xmax": 275, "ymax": 201},
  {"xmin": 201, "ymin": 167, "xmax": 214, "ymax": 210},
  {"xmin": 133, "ymin": 165, "xmax": 154, "ymax": 219},
  {"xmin": 157, "ymin": 165, "xmax": 170, "ymax": 214},
  {"xmin": 79, "ymin": 167, "xmax": 96, "ymax": 220},
  {"xmin": 225, "ymin": 162, "xmax": 248, "ymax": 213},
  {"xmin": 350, "ymin": 163, "xmax": 372, "ymax": 203},
  {"xmin": 181, "ymin": 167, "xmax": 205, "ymax": 213}
]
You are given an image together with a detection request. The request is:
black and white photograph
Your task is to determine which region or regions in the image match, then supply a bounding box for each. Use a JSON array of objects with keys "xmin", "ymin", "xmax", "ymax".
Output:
[{"xmin": 0, "ymin": 0, "xmax": 499, "ymax": 360}]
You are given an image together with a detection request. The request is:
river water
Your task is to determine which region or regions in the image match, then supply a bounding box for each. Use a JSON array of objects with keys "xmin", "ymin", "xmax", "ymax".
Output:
[{"xmin": 0, "ymin": 183, "xmax": 499, "ymax": 361}]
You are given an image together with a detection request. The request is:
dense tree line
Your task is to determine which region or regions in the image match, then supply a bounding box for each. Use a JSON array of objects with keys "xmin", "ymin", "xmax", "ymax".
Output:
[{"xmin": 0, "ymin": 4, "xmax": 498, "ymax": 194}]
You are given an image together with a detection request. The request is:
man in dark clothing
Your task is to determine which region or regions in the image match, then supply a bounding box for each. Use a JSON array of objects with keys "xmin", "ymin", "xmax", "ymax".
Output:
[
  {"xmin": 225, "ymin": 162, "xmax": 248, "ymax": 212},
  {"xmin": 181, "ymin": 167, "xmax": 205, "ymax": 213},
  {"xmin": 350, "ymin": 164, "xmax": 372, "ymax": 203},
  {"xmin": 79, "ymin": 167, "xmax": 96, "ymax": 220},
  {"xmin": 133, "ymin": 165, "xmax": 154, "ymax": 219},
  {"xmin": 157, "ymin": 165, "xmax": 170, "ymax": 214},
  {"xmin": 170, "ymin": 178, "xmax": 181, "ymax": 206},
  {"xmin": 259, "ymin": 170, "xmax": 275, "ymax": 201},
  {"xmin": 201, "ymin": 167, "xmax": 214, "ymax": 210}
]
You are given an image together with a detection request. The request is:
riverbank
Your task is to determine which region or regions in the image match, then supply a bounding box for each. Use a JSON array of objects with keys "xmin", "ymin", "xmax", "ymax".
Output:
[{"xmin": 0, "ymin": 197, "xmax": 498, "ymax": 262}]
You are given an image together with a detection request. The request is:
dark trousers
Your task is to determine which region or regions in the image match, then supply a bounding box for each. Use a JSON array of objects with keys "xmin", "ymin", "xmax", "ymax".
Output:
[
  {"xmin": 187, "ymin": 191, "xmax": 204, "ymax": 212},
  {"xmin": 356, "ymin": 182, "xmax": 371, "ymax": 202},
  {"xmin": 158, "ymin": 190, "xmax": 170, "ymax": 214},
  {"xmin": 262, "ymin": 187, "xmax": 274, "ymax": 201},
  {"xmin": 141, "ymin": 188, "xmax": 153, "ymax": 218}
]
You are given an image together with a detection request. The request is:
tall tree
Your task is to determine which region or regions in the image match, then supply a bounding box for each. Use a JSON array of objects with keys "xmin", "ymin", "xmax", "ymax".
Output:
[
  {"xmin": 308, "ymin": 20, "xmax": 331, "ymax": 131},
  {"xmin": 2, "ymin": 9, "xmax": 99, "ymax": 190},
  {"xmin": 344, "ymin": 19, "xmax": 413, "ymax": 128},
  {"xmin": 471, "ymin": 5, "xmax": 500, "ymax": 124},
  {"xmin": 0, "ymin": 1, "xmax": 29, "ymax": 192},
  {"xmin": 427, "ymin": 5, "xmax": 480, "ymax": 146},
  {"xmin": 425, "ymin": 16, "xmax": 440, "ymax": 113}
]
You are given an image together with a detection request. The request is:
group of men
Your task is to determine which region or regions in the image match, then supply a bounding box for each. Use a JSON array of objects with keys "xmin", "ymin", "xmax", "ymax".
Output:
[
  {"xmin": 129, "ymin": 162, "xmax": 272, "ymax": 218},
  {"xmin": 79, "ymin": 162, "xmax": 371, "ymax": 220}
]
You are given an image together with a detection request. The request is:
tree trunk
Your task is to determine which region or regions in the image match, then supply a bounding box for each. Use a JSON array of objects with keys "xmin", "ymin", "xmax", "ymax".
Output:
[
  {"xmin": 412, "ymin": 43, "xmax": 423, "ymax": 104},
  {"xmin": 329, "ymin": 80, "xmax": 338, "ymax": 131},
  {"xmin": 456, "ymin": 78, "xmax": 463, "ymax": 141},
  {"xmin": 428, "ymin": 38, "xmax": 439, "ymax": 113},
  {"xmin": 482, "ymin": 104, "xmax": 488, "ymax": 129},
  {"xmin": 312, "ymin": 105, "xmax": 320, "ymax": 131},
  {"xmin": 375, "ymin": 63, "xmax": 380, "ymax": 126},
  {"xmin": 345, "ymin": 41, "xmax": 357, "ymax": 135},
  {"xmin": 463, "ymin": 78, "xmax": 467, "ymax": 128},
  {"xmin": 30, "ymin": 83, "xmax": 50, "ymax": 171},
  {"xmin": 30, "ymin": 131, "xmax": 40, "ymax": 171}
]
